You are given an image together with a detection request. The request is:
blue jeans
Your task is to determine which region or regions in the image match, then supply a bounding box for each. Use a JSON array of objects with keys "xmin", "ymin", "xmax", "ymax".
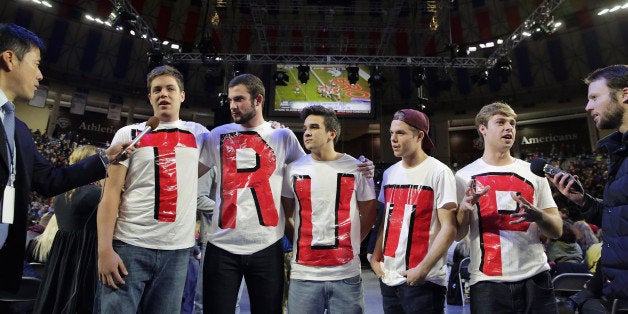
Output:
[
  {"xmin": 379, "ymin": 280, "xmax": 446, "ymax": 314},
  {"xmin": 96, "ymin": 241, "xmax": 190, "ymax": 314},
  {"xmin": 287, "ymin": 275, "xmax": 364, "ymax": 314},
  {"xmin": 470, "ymin": 270, "xmax": 557, "ymax": 314},
  {"xmin": 194, "ymin": 242, "xmax": 207, "ymax": 314},
  {"xmin": 203, "ymin": 239, "xmax": 283, "ymax": 314}
]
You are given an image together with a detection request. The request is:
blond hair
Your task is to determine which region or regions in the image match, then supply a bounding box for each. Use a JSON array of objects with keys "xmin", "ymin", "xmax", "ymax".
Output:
[
  {"xmin": 32, "ymin": 214, "xmax": 58, "ymax": 263},
  {"xmin": 475, "ymin": 102, "xmax": 517, "ymax": 144},
  {"xmin": 66, "ymin": 145, "xmax": 102, "ymax": 201}
]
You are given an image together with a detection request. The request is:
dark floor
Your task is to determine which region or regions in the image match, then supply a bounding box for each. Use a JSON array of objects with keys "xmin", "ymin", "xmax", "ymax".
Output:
[{"xmin": 238, "ymin": 267, "xmax": 470, "ymax": 314}]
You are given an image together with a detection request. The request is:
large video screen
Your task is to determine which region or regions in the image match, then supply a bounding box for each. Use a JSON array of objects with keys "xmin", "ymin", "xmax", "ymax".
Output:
[{"xmin": 269, "ymin": 64, "xmax": 373, "ymax": 118}]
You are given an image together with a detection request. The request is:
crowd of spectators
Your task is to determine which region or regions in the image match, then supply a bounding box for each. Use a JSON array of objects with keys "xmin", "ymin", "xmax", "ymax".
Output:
[{"xmin": 27, "ymin": 130, "xmax": 96, "ymax": 227}]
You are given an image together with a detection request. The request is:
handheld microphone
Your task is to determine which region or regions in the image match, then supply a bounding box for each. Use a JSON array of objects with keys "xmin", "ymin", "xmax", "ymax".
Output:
[
  {"xmin": 114, "ymin": 116, "xmax": 160, "ymax": 162},
  {"xmin": 530, "ymin": 158, "xmax": 584, "ymax": 194}
]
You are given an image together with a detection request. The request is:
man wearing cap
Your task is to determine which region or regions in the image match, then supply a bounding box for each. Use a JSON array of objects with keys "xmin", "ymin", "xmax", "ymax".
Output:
[
  {"xmin": 455, "ymin": 102, "xmax": 561, "ymax": 313},
  {"xmin": 370, "ymin": 109, "xmax": 458, "ymax": 313}
]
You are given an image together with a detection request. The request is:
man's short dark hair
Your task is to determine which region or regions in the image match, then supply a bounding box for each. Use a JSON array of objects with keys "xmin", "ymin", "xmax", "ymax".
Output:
[
  {"xmin": 301, "ymin": 105, "xmax": 341, "ymax": 144},
  {"xmin": 0, "ymin": 23, "xmax": 45, "ymax": 61},
  {"xmin": 228, "ymin": 73, "xmax": 266, "ymax": 104},
  {"xmin": 584, "ymin": 65, "xmax": 628, "ymax": 90},
  {"xmin": 146, "ymin": 65, "xmax": 185, "ymax": 91}
]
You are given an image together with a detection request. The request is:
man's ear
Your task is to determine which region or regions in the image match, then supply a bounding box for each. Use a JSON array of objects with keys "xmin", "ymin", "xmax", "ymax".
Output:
[
  {"xmin": 329, "ymin": 129, "xmax": 337, "ymax": 142},
  {"xmin": 417, "ymin": 130, "xmax": 425, "ymax": 143},
  {"xmin": 478, "ymin": 124, "xmax": 487, "ymax": 136},
  {"xmin": 620, "ymin": 87, "xmax": 628, "ymax": 104},
  {"xmin": 0, "ymin": 50, "xmax": 15, "ymax": 71},
  {"xmin": 255, "ymin": 94, "xmax": 264, "ymax": 107}
]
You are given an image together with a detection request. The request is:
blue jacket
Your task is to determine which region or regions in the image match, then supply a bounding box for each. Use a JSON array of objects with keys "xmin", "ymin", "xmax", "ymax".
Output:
[{"xmin": 580, "ymin": 130, "xmax": 628, "ymax": 300}]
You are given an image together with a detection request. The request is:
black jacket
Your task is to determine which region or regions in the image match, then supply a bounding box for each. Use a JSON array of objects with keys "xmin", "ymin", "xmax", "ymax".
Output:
[{"xmin": 0, "ymin": 118, "xmax": 106, "ymax": 292}]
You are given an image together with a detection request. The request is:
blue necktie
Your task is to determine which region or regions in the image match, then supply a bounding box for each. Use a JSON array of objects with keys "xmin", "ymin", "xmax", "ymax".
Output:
[
  {"xmin": 3, "ymin": 101, "xmax": 15, "ymax": 156},
  {"xmin": 0, "ymin": 101, "xmax": 15, "ymax": 248}
]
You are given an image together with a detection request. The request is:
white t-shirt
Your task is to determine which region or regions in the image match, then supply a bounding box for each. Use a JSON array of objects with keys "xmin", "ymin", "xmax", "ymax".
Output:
[
  {"xmin": 112, "ymin": 120, "xmax": 210, "ymax": 250},
  {"xmin": 282, "ymin": 154, "xmax": 376, "ymax": 281},
  {"xmin": 455, "ymin": 158, "xmax": 556, "ymax": 285},
  {"xmin": 201, "ymin": 121, "xmax": 305, "ymax": 254},
  {"xmin": 376, "ymin": 156, "xmax": 457, "ymax": 287}
]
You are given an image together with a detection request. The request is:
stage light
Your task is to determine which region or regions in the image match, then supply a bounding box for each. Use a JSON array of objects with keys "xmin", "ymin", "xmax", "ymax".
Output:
[
  {"xmin": 217, "ymin": 92, "xmax": 229, "ymax": 107},
  {"xmin": 495, "ymin": 58, "xmax": 512, "ymax": 83},
  {"xmin": 417, "ymin": 97, "xmax": 430, "ymax": 112},
  {"xmin": 108, "ymin": 6, "xmax": 137, "ymax": 33},
  {"xmin": 346, "ymin": 66, "xmax": 359, "ymax": 85},
  {"xmin": 297, "ymin": 65, "xmax": 310, "ymax": 84},
  {"xmin": 456, "ymin": 44, "xmax": 470, "ymax": 57},
  {"xmin": 471, "ymin": 69, "xmax": 489, "ymax": 86},
  {"xmin": 411, "ymin": 67, "xmax": 426, "ymax": 87},
  {"xmin": 205, "ymin": 60, "xmax": 225, "ymax": 87},
  {"xmin": 368, "ymin": 67, "xmax": 386, "ymax": 88},
  {"xmin": 232, "ymin": 63, "xmax": 247, "ymax": 77},
  {"xmin": 197, "ymin": 36, "xmax": 217, "ymax": 55},
  {"xmin": 147, "ymin": 48, "xmax": 164, "ymax": 69},
  {"xmin": 274, "ymin": 71, "xmax": 289, "ymax": 86}
]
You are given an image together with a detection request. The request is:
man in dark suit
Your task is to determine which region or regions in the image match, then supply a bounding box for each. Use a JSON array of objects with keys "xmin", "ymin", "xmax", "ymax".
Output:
[{"xmin": 0, "ymin": 23, "xmax": 128, "ymax": 293}]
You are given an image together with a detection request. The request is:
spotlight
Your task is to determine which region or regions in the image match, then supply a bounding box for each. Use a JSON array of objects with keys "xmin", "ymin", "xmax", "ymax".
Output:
[
  {"xmin": 217, "ymin": 92, "xmax": 229, "ymax": 107},
  {"xmin": 368, "ymin": 67, "xmax": 386, "ymax": 88},
  {"xmin": 205, "ymin": 62, "xmax": 225, "ymax": 87},
  {"xmin": 274, "ymin": 71, "xmax": 289, "ymax": 86},
  {"xmin": 197, "ymin": 36, "xmax": 217, "ymax": 55},
  {"xmin": 232, "ymin": 63, "xmax": 247, "ymax": 77},
  {"xmin": 495, "ymin": 58, "xmax": 512, "ymax": 83},
  {"xmin": 411, "ymin": 67, "xmax": 426, "ymax": 87},
  {"xmin": 297, "ymin": 65, "xmax": 310, "ymax": 84},
  {"xmin": 471, "ymin": 69, "xmax": 489, "ymax": 86},
  {"xmin": 457, "ymin": 44, "xmax": 470, "ymax": 57},
  {"xmin": 108, "ymin": 6, "xmax": 137, "ymax": 33},
  {"xmin": 447, "ymin": 44, "xmax": 459, "ymax": 60},
  {"xmin": 147, "ymin": 48, "xmax": 164, "ymax": 69},
  {"xmin": 346, "ymin": 66, "xmax": 359, "ymax": 85},
  {"xmin": 417, "ymin": 97, "xmax": 430, "ymax": 112}
]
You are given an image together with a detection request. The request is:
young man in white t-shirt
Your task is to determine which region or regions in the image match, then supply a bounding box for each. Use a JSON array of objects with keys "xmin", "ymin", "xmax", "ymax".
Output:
[
  {"xmin": 370, "ymin": 109, "xmax": 458, "ymax": 313},
  {"xmin": 455, "ymin": 102, "xmax": 563, "ymax": 313},
  {"xmin": 97, "ymin": 65, "xmax": 210, "ymax": 313},
  {"xmin": 200, "ymin": 74, "xmax": 374, "ymax": 313},
  {"xmin": 200, "ymin": 74, "xmax": 304, "ymax": 314},
  {"xmin": 281, "ymin": 105, "xmax": 377, "ymax": 313}
]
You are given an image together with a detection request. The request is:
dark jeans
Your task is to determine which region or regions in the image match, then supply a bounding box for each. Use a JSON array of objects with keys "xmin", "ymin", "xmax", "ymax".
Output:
[
  {"xmin": 378, "ymin": 280, "xmax": 446, "ymax": 314},
  {"xmin": 470, "ymin": 270, "xmax": 557, "ymax": 314},
  {"xmin": 203, "ymin": 239, "xmax": 284, "ymax": 314}
]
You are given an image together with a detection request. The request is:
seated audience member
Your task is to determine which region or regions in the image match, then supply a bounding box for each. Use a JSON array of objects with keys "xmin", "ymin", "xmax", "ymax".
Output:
[
  {"xmin": 572, "ymin": 220, "xmax": 599, "ymax": 256},
  {"xmin": 547, "ymin": 222, "xmax": 590, "ymax": 276},
  {"xmin": 547, "ymin": 221, "xmax": 583, "ymax": 264},
  {"xmin": 585, "ymin": 242, "xmax": 603, "ymax": 273},
  {"xmin": 25, "ymin": 214, "xmax": 58, "ymax": 264}
]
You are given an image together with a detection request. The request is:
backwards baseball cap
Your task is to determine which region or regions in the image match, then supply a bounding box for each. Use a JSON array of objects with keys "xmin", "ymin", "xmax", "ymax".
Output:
[{"xmin": 392, "ymin": 109, "xmax": 435, "ymax": 150}]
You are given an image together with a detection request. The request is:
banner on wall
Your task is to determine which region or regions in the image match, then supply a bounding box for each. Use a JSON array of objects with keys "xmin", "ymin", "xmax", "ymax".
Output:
[
  {"xmin": 449, "ymin": 117, "xmax": 592, "ymax": 169},
  {"xmin": 55, "ymin": 106, "xmax": 126, "ymax": 145},
  {"xmin": 29, "ymin": 86, "xmax": 48, "ymax": 108},
  {"xmin": 70, "ymin": 92, "xmax": 87, "ymax": 115},
  {"xmin": 107, "ymin": 96, "xmax": 123, "ymax": 121}
]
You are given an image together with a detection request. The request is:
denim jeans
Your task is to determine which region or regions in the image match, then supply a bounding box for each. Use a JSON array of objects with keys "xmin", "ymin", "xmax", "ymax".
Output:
[
  {"xmin": 287, "ymin": 275, "xmax": 364, "ymax": 314},
  {"xmin": 96, "ymin": 241, "xmax": 190, "ymax": 314},
  {"xmin": 379, "ymin": 280, "xmax": 446, "ymax": 314},
  {"xmin": 203, "ymin": 239, "xmax": 284, "ymax": 314},
  {"xmin": 194, "ymin": 242, "xmax": 207, "ymax": 314},
  {"xmin": 470, "ymin": 270, "xmax": 557, "ymax": 314}
]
